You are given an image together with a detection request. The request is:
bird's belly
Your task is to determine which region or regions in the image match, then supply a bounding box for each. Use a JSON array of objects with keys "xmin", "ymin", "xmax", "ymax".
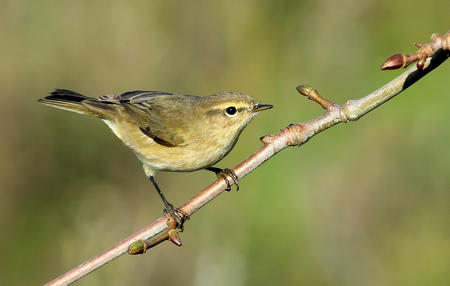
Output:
[
  {"xmin": 103, "ymin": 120, "xmax": 231, "ymax": 172},
  {"xmin": 138, "ymin": 142, "xmax": 229, "ymax": 172}
]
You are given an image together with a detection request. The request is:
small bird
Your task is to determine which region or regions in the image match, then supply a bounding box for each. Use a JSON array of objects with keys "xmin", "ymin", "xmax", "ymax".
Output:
[{"xmin": 39, "ymin": 89, "xmax": 272, "ymax": 226}]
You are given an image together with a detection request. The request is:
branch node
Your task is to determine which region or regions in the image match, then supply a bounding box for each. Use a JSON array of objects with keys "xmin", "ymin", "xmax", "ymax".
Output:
[
  {"xmin": 433, "ymin": 31, "xmax": 449, "ymax": 50},
  {"xmin": 283, "ymin": 123, "xmax": 306, "ymax": 146},
  {"xmin": 338, "ymin": 105, "xmax": 351, "ymax": 122},
  {"xmin": 261, "ymin": 123, "xmax": 308, "ymax": 147},
  {"xmin": 127, "ymin": 215, "xmax": 182, "ymax": 255},
  {"xmin": 340, "ymin": 100, "xmax": 362, "ymax": 122}
]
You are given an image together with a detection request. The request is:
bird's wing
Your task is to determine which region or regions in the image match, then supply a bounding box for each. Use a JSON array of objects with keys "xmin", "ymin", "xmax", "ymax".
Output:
[{"xmin": 108, "ymin": 91, "xmax": 187, "ymax": 147}]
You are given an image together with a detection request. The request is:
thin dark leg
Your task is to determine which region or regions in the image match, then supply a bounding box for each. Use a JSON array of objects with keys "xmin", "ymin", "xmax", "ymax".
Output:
[
  {"xmin": 148, "ymin": 175, "xmax": 188, "ymax": 229},
  {"xmin": 206, "ymin": 167, "xmax": 240, "ymax": 192},
  {"xmin": 149, "ymin": 175, "xmax": 172, "ymax": 210}
]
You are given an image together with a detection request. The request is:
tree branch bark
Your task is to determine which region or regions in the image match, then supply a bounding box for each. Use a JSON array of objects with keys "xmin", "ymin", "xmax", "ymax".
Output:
[{"xmin": 45, "ymin": 32, "xmax": 449, "ymax": 286}]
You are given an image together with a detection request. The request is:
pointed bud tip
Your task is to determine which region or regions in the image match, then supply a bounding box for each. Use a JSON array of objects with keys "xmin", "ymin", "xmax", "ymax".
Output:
[
  {"xmin": 380, "ymin": 54, "xmax": 405, "ymax": 70},
  {"xmin": 168, "ymin": 230, "xmax": 182, "ymax": 246}
]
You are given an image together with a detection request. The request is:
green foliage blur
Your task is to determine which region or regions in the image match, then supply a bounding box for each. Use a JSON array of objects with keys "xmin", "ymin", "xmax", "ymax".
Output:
[{"xmin": 1, "ymin": 0, "xmax": 449, "ymax": 285}]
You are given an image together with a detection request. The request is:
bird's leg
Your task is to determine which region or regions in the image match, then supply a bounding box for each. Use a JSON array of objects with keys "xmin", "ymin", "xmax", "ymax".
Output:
[
  {"xmin": 148, "ymin": 175, "xmax": 189, "ymax": 230},
  {"xmin": 206, "ymin": 167, "xmax": 239, "ymax": 192}
]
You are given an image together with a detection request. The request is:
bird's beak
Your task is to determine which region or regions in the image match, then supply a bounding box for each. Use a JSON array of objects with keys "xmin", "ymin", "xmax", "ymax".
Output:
[{"xmin": 252, "ymin": 104, "xmax": 273, "ymax": 113}]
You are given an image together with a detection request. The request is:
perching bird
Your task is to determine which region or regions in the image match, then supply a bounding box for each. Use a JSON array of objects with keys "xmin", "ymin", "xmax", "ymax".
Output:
[{"xmin": 39, "ymin": 89, "xmax": 272, "ymax": 226}]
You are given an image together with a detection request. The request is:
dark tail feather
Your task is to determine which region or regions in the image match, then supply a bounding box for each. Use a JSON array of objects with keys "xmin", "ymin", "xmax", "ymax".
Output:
[
  {"xmin": 45, "ymin": 89, "xmax": 89, "ymax": 103},
  {"xmin": 39, "ymin": 89, "xmax": 113, "ymax": 118}
]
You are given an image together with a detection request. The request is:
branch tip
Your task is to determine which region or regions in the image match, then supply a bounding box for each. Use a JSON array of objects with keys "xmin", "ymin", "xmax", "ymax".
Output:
[
  {"xmin": 296, "ymin": 85, "xmax": 335, "ymax": 111},
  {"xmin": 296, "ymin": 85, "xmax": 315, "ymax": 97},
  {"xmin": 381, "ymin": 31, "xmax": 449, "ymax": 71},
  {"xmin": 380, "ymin": 54, "xmax": 408, "ymax": 70}
]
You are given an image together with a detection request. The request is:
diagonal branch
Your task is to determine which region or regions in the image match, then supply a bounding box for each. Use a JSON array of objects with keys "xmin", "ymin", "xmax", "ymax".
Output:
[{"xmin": 45, "ymin": 32, "xmax": 449, "ymax": 286}]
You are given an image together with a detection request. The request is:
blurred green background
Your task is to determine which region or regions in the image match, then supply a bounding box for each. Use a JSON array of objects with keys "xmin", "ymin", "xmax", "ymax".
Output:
[{"xmin": 1, "ymin": 0, "xmax": 449, "ymax": 285}]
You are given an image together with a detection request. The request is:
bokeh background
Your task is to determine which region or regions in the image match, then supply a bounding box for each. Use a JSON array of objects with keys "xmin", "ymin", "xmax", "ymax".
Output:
[{"xmin": 1, "ymin": 0, "xmax": 449, "ymax": 285}]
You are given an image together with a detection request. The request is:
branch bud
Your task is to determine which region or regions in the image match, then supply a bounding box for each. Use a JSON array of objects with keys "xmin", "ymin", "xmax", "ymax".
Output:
[
  {"xmin": 380, "ymin": 54, "xmax": 407, "ymax": 70},
  {"xmin": 128, "ymin": 240, "xmax": 147, "ymax": 255}
]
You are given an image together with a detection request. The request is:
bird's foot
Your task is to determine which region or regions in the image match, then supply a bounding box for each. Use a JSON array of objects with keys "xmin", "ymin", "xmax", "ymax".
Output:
[
  {"xmin": 163, "ymin": 203, "xmax": 189, "ymax": 231},
  {"xmin": 207, "ymin": 167, "xmax": 240, "ymax": 192}
]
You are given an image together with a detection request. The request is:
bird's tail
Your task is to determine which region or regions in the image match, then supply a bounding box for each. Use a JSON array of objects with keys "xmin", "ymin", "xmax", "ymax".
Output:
[{"xmin": 38, "ymin": 89, "xmax": 114, "ymax": 118}]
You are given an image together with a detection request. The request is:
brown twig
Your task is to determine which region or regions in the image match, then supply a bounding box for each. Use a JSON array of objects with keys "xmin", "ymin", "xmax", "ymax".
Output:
[
  {"xmin": 381, "ymin": 31, "xmax": 449, "ymax": 70},
  {"xmin": 45, "ymin": 33, "xmax": 449, "ymax": 286}
]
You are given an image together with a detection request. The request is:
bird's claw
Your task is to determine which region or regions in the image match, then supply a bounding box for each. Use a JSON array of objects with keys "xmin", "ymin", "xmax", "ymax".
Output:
[
  {"xmin": 163, "ymin": 203, "xmax": 189, "ymax": 231},
  {"xmin": 207, "ymin": 167, "xmax": 239, "ymax": 192},
  {"xmin": 221, "ymin": 168, "xmax": 240, "ymax": 192}
]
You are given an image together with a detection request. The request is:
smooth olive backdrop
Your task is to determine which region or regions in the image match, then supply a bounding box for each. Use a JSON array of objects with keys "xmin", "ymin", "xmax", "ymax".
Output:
[{"xmin": 1, "ymin": 1, "xmax": 449, "ymax": 285}]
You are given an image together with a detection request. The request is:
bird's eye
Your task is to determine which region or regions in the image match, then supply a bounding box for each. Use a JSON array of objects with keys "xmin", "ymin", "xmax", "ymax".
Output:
[{"xmin": 225, "ymin": 106, "xmax": 237, "ymax": 116}]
